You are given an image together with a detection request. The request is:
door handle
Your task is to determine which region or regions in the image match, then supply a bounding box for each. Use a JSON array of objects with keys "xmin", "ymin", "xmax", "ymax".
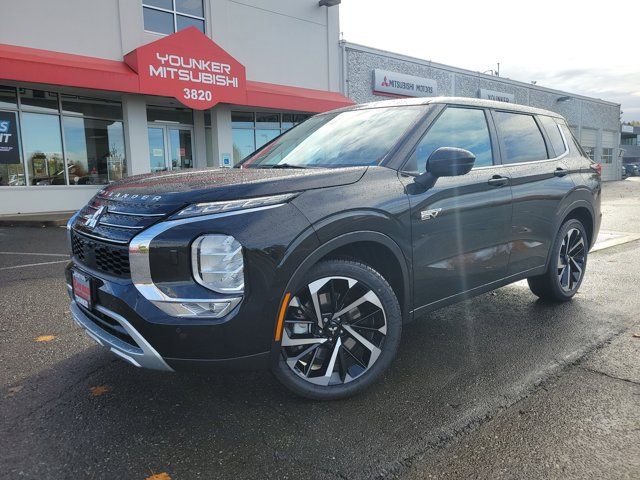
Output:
[
  {"xmin": 554, "ymin": 167, "xmax": 568, "ymax": 177},
  {"xmin": 487, "ymin": 175, "xmax": 509, "ymax": 187}
]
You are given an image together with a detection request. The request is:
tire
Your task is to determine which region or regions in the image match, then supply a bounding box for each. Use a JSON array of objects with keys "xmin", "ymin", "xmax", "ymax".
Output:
[
  {"xmin": 527, "ymin": 218, "xmax": 589, "ymax": 302},
  {"xmin": 272, "ymin": 258, "xmax": 402, "ymax": 400}
]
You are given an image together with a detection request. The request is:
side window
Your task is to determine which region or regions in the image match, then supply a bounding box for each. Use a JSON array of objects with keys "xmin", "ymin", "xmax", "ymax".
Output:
[
  {"xmin": 406, "ymin": 107, "xmax": 494, "ymax": 173},
  {"xmin": 494, "ymin": 111, "xmax": 548, "ymax": 164},
  {"xmin": 538, "ymin": 115, "xmax": 567, "ymax": 157}
]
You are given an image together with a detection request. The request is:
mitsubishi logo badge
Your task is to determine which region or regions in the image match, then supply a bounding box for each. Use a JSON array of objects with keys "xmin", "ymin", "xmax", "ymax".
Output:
[{"xmin": 85, "ymin": 206, "xmax": 105, "ymax": 229}]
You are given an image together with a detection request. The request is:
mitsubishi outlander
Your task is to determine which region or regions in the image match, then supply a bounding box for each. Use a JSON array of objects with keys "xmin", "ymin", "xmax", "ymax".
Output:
[{"xmin": 66, "ymin": 97, "xmax": 601, "ymax": 400}]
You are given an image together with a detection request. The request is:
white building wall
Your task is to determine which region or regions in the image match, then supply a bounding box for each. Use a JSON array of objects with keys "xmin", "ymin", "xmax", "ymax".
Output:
[
  {"xmin": 0, "ymin": 0, "xmax": 343, "ymax": 215},
  {"xmin": 0, "ymin": 0, "xmax": 123, "ymax": 60}
]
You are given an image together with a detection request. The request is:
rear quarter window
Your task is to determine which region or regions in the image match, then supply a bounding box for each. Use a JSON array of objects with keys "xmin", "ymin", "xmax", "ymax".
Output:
[
  {"xmin": 494, "ymin": 111, "xmax": 548, "ymax": 164},
  {"xmin": 538, "ymin": 115, "xmax": 567, "ymax": 157}
]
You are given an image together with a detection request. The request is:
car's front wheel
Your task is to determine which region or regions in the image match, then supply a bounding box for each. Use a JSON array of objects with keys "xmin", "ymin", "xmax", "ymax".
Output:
[
  {"xmin": 528, "ymin": 218, "xmax": 589, "ymax": 301},
  {"xmin": 272, "ymin": 259, "xmax": 402, "ymax": 400}
]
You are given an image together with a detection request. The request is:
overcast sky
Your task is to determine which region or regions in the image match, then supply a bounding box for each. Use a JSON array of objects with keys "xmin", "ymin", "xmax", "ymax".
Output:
[{"xmin": 340, "ymin": 0, "xmax": 640, "ymax": 121}]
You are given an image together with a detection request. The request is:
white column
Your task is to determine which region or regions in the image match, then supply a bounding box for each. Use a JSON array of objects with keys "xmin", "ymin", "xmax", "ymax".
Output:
[
  {"xmin": 210, "ymin": 105, "xmax": 234, "ymax": 167},
  {"xmin": 193, "ymin": 109, "xmax": 207, "ymax": 169},
  {"xmin": 122, "ymin": 95, "xmax": 150, "ymax": 176}
]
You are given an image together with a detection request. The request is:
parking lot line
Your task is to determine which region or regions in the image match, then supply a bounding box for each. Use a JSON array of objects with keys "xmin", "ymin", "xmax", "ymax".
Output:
[
  {"xmin": 0, "ymin": 251, "xmax": 69, "ymax": 257},
  {"xmin": 0, "ymin": 259, "xmax": 69, "ymax": 270}
]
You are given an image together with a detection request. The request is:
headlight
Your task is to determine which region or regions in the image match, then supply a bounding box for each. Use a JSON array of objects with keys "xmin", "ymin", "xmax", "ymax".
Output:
[
  {"xmin": 174, "ymin": 193, "xmax": 298, "ymax": 219},
  {"xmin": 192, "ymin": 235, "xmax": 244, "ymax": 293}
]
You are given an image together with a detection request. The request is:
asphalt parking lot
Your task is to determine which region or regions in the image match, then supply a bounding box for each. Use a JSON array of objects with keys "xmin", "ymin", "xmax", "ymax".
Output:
[{"xmin": 1, "ymin": 180, "xmax": 639, "ymax": 480}]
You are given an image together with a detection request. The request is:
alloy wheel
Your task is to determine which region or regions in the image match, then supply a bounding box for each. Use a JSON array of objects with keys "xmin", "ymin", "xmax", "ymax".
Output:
[
  {"xmin": 280, "ymin": 276, "xmax": 387, "ymax": 386},
  {"xmin": 557, "ymin": 228, "xmax": 586, "ymax": 292}
]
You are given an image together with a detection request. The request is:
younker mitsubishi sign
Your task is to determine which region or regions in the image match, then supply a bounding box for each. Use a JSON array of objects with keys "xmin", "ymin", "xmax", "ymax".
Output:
[
  {"xmin": 478, "ymin": 89, "xmax": 515, "ymax": 103},
  {"xmin": 373, "ymin": 69, "xmax": 438, "ymax": 98},
  {"xmin": 124, "ymin": 27, "xmax": 247, "ymax": 110}
]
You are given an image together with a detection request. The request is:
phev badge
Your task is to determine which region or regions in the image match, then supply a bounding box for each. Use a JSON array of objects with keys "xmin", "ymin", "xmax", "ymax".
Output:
[{"xmin": 420, "ymin": 208, "xmax": 442, "ymax": 221}]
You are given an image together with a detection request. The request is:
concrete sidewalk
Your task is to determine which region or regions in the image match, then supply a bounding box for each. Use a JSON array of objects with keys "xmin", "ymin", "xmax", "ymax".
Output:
[
  {"xmin": 0, "ymin": 212, "xmax": 74, "ymax": 228},
  {"xmin": 406, "ymin": 325, "xmax": 640, "ymax": 479}
]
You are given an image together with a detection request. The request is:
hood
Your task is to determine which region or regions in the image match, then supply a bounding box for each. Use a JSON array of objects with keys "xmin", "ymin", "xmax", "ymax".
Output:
[{"xmin": 95, "ymin": 166, "xmax": 368, "ymax": 207}]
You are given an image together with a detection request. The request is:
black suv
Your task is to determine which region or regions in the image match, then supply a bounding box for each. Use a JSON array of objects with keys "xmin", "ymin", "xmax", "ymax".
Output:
[{"xmin": 66, "ymin": 97, "xmax": 601, "ymax": 400}]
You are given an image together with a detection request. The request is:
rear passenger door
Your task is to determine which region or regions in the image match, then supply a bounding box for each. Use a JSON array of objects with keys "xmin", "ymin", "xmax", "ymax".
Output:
[
  {"xmin": 492, "ymin": 110, "xmax": 575, "ymax": 275},
  {"xmin": 402, "ymin": 106, "xmax": 513, "ymax": 310}
]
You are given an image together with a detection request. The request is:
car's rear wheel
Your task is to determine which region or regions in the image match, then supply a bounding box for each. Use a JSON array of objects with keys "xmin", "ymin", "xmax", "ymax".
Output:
[
  {"xmin": 527, "ymin": 218, "xmax": 588, "ymax": 302},
  {"xmin": 272, "ymin": 259, "xmax": 402, "ymax": 400}
]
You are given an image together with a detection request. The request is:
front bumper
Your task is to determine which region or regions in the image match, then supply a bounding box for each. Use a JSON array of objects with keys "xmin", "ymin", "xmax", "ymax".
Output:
[
  {"xmin": 68, "ymin": 295, "xmax": 172, "ymax": 372},
  {"xmin": 65, "ymin": 262, "xmax": 277, "ymax": 372}
]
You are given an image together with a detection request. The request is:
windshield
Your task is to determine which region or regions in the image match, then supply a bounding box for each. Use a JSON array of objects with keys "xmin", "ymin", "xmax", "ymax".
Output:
[{"xmin": 239, "ymin": 106, "xmax": 425, "ymax": 169}]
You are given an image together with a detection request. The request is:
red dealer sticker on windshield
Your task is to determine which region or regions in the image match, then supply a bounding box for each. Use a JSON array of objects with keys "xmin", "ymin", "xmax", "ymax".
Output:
[{"xmin": 124, "ymin": 27, "xmax": 247, "ymax": 110}]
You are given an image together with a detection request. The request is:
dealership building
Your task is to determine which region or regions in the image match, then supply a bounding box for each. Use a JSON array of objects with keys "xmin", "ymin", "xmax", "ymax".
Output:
[{"xmin": 0, "ymin": 0, "xmax": 622, "ymax": 216}]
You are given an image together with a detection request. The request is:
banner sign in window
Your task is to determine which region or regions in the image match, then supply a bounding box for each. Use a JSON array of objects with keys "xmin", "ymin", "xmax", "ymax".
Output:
[
  {"xmin": 373, "ymin": 69, "xmax": 438, "ymax": 98},
  {"xmin": 0, "ymin": 111, "xmax": 20, "ymax": 165},
  {"xmin": 478, "ymin": 89, "xmax": 515, "ymax": 103}
]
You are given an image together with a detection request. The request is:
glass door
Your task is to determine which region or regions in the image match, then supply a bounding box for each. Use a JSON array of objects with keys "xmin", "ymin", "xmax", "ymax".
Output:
[
  {"xmin": 148, "ymin": 125, "xmax": 194, "ymax": 172},
  {"xmin": 168, "ymin": 128, "xmax": 193, "ymax": 170},
  {"xmin": 148, "ymin": 127, "xmax": 167, "ymax": 173}
]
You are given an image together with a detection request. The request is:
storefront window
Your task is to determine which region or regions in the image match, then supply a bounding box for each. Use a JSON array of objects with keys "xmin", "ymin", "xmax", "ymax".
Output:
[
  {"xmin": 0, "ymin": 86, "xmax": 17, "ymax": 110},
  {"xmin": 19, "ymin": 89, "xmax": 59, "ymax": 114},
  {"xmin": 61, "ymin": 95, "xmax": 123, "ymax": 120},
  {"xmin": 602, "ymin": 148, "xmax": 614, "ymax": 164},
  {"xmin": 282, "ymin": 113, "xmax": 310, "ymax": 130},
  {"xmin": 0, "ymin": 86, "xmax": 127, "ymax": 187},
  {"xmin": 231, "ymin": 111, "xmax": 312, "ymax": 163},
  {"xmin": 232, "ymin": 129, "xmax": 255, "ymax": 163},
  {"xmin": 147, "ymin": 105, "xmax": 193, "ymax": 124},
  {"xmin": 22, "ymin": 113, "xmax": 65, "ymax": 186},
  {"xmin": 63, "ymin": 117, "xmax": 126, "ymax": 185}
]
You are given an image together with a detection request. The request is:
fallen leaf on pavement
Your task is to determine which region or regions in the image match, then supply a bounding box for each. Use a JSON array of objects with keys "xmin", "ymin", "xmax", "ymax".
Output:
[
  {"xmin": 7, "ymin": 385, "xmax": 24, "ymax": 396},
  {"xmin": 632, "ymin": 333, "xmax": 640, "ymax": 339},
  {"xmin": 145, "ymin": 473, "xmax": 171, "ymax": 480},
  {"xmin": 90, "ymin": 385, "xmax": 110, "ymax": 397},
  {"xmin": 35, "ymin": 335, "xmax": 56, "ymax": 342}
]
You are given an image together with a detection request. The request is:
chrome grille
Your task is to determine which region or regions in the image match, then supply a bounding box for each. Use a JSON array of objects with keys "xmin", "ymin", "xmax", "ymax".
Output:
[{"xmin": 73, "ymin": 199, "xmax": 168, "ymax": 244}]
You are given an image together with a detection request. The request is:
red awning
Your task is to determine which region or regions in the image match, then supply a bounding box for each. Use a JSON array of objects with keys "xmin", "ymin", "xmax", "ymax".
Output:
[
  {"xmin": 0, "ymin": 42, "xmax": 353, "ymax": 113},
  {"xmin": 246, "ymin": 81, "xmax": 354, "ymax": 113},
  {"xmin": 0, "ymin": 43, "xmax": 139, "ymax": 93}
]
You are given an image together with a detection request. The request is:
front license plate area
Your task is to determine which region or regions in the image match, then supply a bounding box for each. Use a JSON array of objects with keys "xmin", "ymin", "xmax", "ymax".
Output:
[{"xmin": 72, "ymin": 271, "xmax": 92, "ymax": 309}]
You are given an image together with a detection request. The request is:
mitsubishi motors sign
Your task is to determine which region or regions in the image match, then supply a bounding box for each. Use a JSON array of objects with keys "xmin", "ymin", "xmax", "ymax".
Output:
[
  {"xmin": 373, "ymin": 69, "xmax": 438, "ymax": 98},
  {"xmin": 124, "ymin": 27, "xmax": 247, "ymax": 110}
]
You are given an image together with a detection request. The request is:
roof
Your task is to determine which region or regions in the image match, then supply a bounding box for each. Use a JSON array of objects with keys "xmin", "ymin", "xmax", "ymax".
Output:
[{"xmin": 335, "ymin": 96, "xmax": 565, "ymax": 118}]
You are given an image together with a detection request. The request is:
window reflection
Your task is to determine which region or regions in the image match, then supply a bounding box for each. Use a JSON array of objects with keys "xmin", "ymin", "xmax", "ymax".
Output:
[
  {"xmin": 494, "ymin": 112, "xmax": 548, "ymax": 163},
  {"xmin": 409, "ymin": 108, "xmax": 493, "ymax": 173},
  {"xmin": 63, "ymin": 117, "xmax": 126, "ymax": 185},
  {"xmin": 22, "ymin": 113, "xmax": 64, "ymax": 186},
  {"xmin": 243, "ymin": 107, "xmax": 424, "ymax": 168}
]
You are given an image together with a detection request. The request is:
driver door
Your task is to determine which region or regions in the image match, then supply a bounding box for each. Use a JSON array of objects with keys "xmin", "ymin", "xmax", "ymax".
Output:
[{"xmin": 399, "ymin": 106, "xmax": 513, "ymax": 311}]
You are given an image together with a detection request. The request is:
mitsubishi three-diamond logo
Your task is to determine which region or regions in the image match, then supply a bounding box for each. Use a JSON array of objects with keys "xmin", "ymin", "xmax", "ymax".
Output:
[{"xmin": 84, "ymin": 206, "xmax": 105, "ymax": 229}]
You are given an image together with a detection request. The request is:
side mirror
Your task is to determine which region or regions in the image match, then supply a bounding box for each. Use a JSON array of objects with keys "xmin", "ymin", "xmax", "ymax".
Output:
[{"xmin": 426, "ymin": 147, "xmax": 476, "ymax": 177}]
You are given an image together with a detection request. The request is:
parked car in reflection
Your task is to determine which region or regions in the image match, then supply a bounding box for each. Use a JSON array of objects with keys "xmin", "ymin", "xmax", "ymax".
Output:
[{"xmin": 623, "ymin": 163, "xmax": 640, "ymax": 177}]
